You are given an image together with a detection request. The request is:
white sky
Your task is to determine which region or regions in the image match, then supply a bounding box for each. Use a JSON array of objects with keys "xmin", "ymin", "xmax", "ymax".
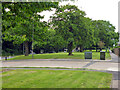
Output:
[{"xmin": 39, "ymin": 0, "xmax": 120, "ymax": 32}]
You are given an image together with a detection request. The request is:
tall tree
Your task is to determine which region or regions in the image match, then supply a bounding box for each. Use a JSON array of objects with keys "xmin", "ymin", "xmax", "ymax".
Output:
[
  {"xmin": 51, "ymin": 5, "xmax": 87, "ymax": 55},
  {"xmin": 92, "ymin": 20, "xmax": 118, "ymax": 51},
  {"xmin": 75, "ymin": 17, "xmax": 95, "ymax": 52},
  {"xmin": 33, "ymin": 29, "xmax": 66, "ymax": 53},
  {"xmin": 2, "ymin": 2, "xmax": 58, "ymax": 56}
]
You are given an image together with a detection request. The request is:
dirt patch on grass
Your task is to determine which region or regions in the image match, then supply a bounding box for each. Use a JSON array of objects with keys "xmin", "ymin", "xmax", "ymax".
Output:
[
  {"xmin": 24, "ymin": 71, "xmax": 37, "ymax": 74},
  {"xmin": 1, "ymin": 69, "xmax": 12, "ymax": 73}
]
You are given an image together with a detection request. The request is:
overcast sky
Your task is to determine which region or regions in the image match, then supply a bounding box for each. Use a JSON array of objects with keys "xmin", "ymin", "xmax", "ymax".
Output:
[{"xmin": 40, "ymin": 0, "xmax": 120, "ymax": 32}]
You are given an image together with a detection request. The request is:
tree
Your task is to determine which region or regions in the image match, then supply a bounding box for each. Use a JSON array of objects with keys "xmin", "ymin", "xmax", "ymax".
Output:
[
  {"xmin": 92, "ymin": 20, "xmax": 100, "ymax": 52},
  {"xmin": 98, "ymin": 41, "xmax": 105, "ymax": 51},
  {"xmin": 2, "ymin": 40, "xmax": 23, "ymax": 56},
  {"xmin": 51, "ymin": 5, "xmax": 88, "ymax": 55},
  {"xmin": 33, "ymin": 29, "xmax": 66, "ymax": 53},
  {"xmin": 49, "ymin": 33, "xmax": 67, "ymax": 53},
  {"xmin": 2, "ymin": 2, "xmax": 58, "ymax": 56},
  {"xmin": 92, "ymin": 20, "xmax": 118, "ymax": 51},
  {"xmin": 113, "ymin": 32, "xmax": 119, "ymax": 46},
  {"xmin": 75, "ymin": 17, "xmax": 95, "ymax": 52}
]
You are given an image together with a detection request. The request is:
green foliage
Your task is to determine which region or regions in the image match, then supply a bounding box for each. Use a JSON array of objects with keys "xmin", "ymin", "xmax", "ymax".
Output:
[
  {"xmin": 33, "ymin": 29, "xmax": 66, "ymax": 53},
  {"xmin": 98, "ymin": 41, "xmax": 105, "ymax": 50},
  {"xmin": 92, "ymin": 20, "xmax": 118, "ymax": 48},
  {"xmin": 113, "ymin": 46, "xmax": 120, "ymax": 49},
  {"xmin": 2, "ymin": 40, "xmax": 23, "ymax": 56},
  {"xmin": 75, "ymin": 17, "xmax": 95, "ymax": 49},
  {"xmin": 51, "ymin": 35, "xmax": 67, "ymax": 52},
  {"xmin": 2, "ymin": 2, "xmax": 58, "ymax": 44},
  {"xmin": 2, "ymin": 3, "xmax": 118, "ymax": 55},
  {"xmin": 51, "ymin": 5, "xmax": 94, "ymax": 54},
  {"xmin": 2, "ymin": 2, "xmax": 58, "ymax": 56}
]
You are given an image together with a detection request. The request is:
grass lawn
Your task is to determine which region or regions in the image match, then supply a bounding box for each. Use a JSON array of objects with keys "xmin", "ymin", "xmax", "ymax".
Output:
[
  {"xmin": 7, "ymin": 51, "xmax": 111, "ymax": 60},
  {"xmin": 2, "ymin": 69, "xmax": 112, "ymax": 88}
]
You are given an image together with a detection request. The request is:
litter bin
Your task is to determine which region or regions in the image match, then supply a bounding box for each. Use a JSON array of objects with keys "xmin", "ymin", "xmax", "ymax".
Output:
[
  {"xmin": 100, "ymin": 51, "xmax": 105, "ymax": 60},
  {"xmin": 85, "ymin": 52, "xmax": 92, "ymax": 59}
]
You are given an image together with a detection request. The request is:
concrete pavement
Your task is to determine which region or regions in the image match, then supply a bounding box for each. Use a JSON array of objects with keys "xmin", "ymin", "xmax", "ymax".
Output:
[
  {"xmin": 109, "ymin": 50, "xmax": 120, "ymax": 63},
  {"xmin": 109, "ymin": 50, "xmax": 119, "ymax": 89},
  {"xmin": 2, "ymin": 59, "xmax": 119, "ymax": 71}
]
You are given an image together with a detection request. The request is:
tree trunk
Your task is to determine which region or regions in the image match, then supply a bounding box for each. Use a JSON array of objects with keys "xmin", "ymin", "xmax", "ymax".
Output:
[
  {"xmin": 24, "ymin": 41, "xmax": 29, "ymax": 56},
  {"xmin": 96, "ymin": 43, "xmax": 97, "ymax": 52},
  {"xmin": 80, "ymin": 45, "xmax": 83, "ymax": 52},
  {"xmin": 68, "ymin": 42, "xmax": 73, "ymax": 56},
  {"xmin": 106, "ymin": 48, "xmax": 107, "ymax": 52},
  {"xmin": 56, "ymin": 50, "xmax": 58, "ymax": 53},
  {"xmin": 90, "ymin": 48, "xmax": 92, "ymax": 51},
  {"xmin": 68, "ymin": 51, "xmax": 73, "ymax": 55},
  {"xmin": 55, "ymin": 48, "xmax": 59, "ymax": 53},
  {"xmin": 96, "ymin": 47, "xmax": 97, "ymax": 52}
]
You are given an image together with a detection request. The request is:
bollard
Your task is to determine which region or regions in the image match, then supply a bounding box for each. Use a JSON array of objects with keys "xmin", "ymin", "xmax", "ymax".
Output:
[{"xmin": 100, "ymin": 51, "xmax": 105, "ymax": 60}]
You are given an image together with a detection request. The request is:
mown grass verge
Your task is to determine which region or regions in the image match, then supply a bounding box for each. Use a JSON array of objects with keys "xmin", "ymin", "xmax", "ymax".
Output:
[
  {"xmin": 2, "ymin": 69, "xmax": 112, "ymax": 88},
  {"xmin": 7, "ymin": 51, "xmax": 111, "ymax": 60}
]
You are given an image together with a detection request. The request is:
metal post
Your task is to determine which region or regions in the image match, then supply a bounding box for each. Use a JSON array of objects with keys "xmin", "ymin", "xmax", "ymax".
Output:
[
  {"xmin": 32, "ymin": 22, "xmax": 34, "ymax": 59},
  {"xmin": 23, "ymin": 42, "xmax": 24, "ymax": 55}
]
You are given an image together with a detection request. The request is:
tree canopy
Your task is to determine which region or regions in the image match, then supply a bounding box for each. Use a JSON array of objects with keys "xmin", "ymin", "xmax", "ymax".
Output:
[
  {"xmin": 2, "ymin": 2, "xmax": 58, "ymax": 56},
  {"xmin": 2, "ymin": 3, "xmax": 119, "ymax": 56},
  {"xmin": 51, "ymin": 5, "xmax": 96, "ymax": 55},
  {"xmin": 92, "ymin": 20, "xmax": 119, "ymax": 50}
]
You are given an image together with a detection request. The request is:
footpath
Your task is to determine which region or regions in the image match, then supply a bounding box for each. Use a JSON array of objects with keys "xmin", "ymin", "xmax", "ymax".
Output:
[{"xmin": 108, "ymin": 51, "xmax": 120, "ymax": 89}]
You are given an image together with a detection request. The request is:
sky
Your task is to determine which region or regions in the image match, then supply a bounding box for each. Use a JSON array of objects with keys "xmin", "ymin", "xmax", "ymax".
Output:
[{"xmin": 40, "ymin": 0, "xmax": 120, "ymax": 32}]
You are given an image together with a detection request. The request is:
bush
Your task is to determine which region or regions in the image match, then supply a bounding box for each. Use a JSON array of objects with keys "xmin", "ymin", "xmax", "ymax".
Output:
[{"xmin": 2, "ymin": 49, "xmax": 23, "ymax": 56}]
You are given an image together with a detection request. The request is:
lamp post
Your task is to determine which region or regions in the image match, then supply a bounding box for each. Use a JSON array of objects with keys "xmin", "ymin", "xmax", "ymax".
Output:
[
  {"xmin": 32, "ymin": 21, "xmax": 34, "ymax": 59},
  {"xmin": 23, "ymin": 42, "xmax": 24, "ymax": 55}
]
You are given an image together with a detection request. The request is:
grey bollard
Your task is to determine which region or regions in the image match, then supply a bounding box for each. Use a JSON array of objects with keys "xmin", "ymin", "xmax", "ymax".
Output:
[
  {"xmin": 100, "ymin": 51, "xmax": 105, "ymax": 60},
  {"xmin": 85, "ymin": 52, "xmax": 92, "ymax": 59}
]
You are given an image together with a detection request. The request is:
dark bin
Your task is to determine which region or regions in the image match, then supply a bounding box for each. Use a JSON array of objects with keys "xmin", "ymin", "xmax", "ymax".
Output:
[
  {"xmin": 85, "ymin": 52, "xmax": 92, "ymax": 59},
  {"xmin": 100, "ymin": 51, "xmax": 105, "ymax": 60}
]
